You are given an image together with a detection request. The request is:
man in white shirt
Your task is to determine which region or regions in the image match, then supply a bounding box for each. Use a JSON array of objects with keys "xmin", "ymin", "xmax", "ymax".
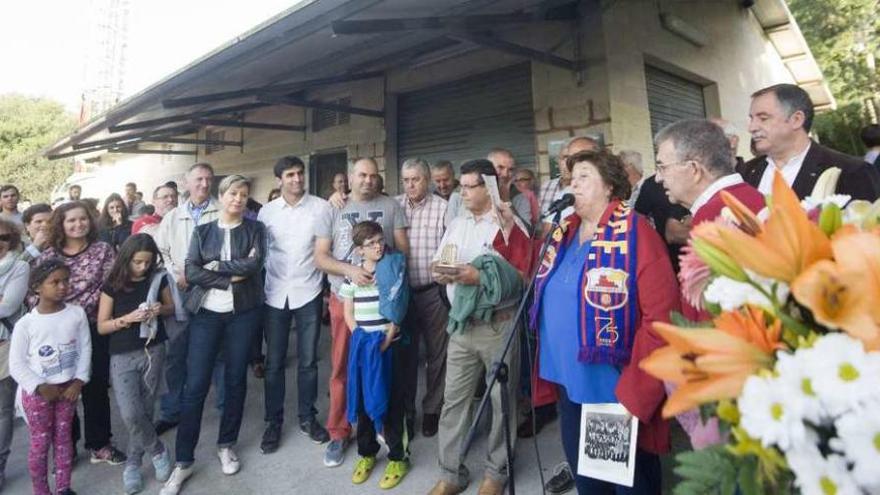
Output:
[
  {"xmin": 428, "ymin": 159, "xmax": 530, "ymax": 495},
  {"xmin": 257, "ymin": 156, "xmax": 331, "ymax": 453}
]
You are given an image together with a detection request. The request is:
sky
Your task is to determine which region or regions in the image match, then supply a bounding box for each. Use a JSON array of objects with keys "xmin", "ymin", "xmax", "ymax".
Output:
[{"xmin": 0, "ymin": 0, "xmax": 301, "ymax": 113}]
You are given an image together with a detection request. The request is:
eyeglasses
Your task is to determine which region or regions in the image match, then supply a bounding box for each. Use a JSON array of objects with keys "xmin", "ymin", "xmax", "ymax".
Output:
[
  {"xmin": 459, "ymin": 182, "xmax": 485, "ymax": 191},
  {"xmin": 655, "ymin": 160, "xmax": 693, "ymax": 175},
  {"xmin": 362, "ymin": 239, "xmax": 384, "ymax": 249}
]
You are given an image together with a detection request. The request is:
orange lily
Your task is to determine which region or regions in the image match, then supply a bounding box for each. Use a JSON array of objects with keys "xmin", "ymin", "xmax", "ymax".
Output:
[
  {"xmin": 707, "ymin": 172, "xmax": 832, "ymax": 282},
  {"xmin": 792, "ymin": 228, "xmax": 880, "ymax": 350},
  {"xmin": 640, "ymin": 306, "xmax": 782, "ymax": 417}
]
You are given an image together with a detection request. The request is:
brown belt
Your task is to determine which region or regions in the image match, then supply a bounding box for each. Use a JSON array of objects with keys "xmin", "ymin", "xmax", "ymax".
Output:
[{"xmin": 467, "ymin": 306, "xmax": 517, "ymax": 326}]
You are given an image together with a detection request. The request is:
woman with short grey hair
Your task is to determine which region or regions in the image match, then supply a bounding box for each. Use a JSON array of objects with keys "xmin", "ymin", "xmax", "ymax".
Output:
[
  {"xmin": 162, "ymin": 174, "xmax": 267, "ymax": 495},
  {"xmin": 0, "ymin": 218, "xmax": 29, "ymax": 489}
]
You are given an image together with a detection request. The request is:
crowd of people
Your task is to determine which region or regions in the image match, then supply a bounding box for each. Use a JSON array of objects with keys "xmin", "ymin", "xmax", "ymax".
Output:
[{"xmin": 0, "ymin": 82, "xmax": 879, "ymax": 495}]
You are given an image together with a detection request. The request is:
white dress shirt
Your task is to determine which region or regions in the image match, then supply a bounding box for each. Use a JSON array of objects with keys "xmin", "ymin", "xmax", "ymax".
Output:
[
  {"xmin": 689, "ymin": 174, "xmax": 744, "ymax": 215},
  {"xmin": 433, "ymin": 208, "xmax": 526, "ymax": 303},
  {"xmin": 258, "ymin": 194, "xmax": 331, "ymax": 310},
  {"xmin": 758, "ymin": 142, "xmax": 811, "ymax": 195}
]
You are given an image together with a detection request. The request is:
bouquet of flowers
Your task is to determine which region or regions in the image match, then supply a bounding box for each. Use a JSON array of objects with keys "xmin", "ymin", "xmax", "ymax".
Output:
[{"xmin": 640, "ymin": 171, "xmax": 880, "ymax": 495}]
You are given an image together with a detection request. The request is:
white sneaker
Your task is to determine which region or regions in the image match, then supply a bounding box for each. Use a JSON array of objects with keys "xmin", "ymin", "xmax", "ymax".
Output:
[
  {"xmin": 217, "ymin": 447, "xmax": 241, "ymax": 475},
  {"xmin": 159, "ymin": 465, "xmax": 193, "ymax": 495}
]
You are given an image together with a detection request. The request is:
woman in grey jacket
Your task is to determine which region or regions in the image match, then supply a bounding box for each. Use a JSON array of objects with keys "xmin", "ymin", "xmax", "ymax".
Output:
[
  {"xmin": 162, "ymin": 175, "xmax": 266, "ymax": 495},
  {"xmin": 0, "ymin": 217, "xmax": 29, "ymax": 490}
]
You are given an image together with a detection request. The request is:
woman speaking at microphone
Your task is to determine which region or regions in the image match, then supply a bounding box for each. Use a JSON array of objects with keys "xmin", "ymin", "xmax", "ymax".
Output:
[{"xmin": 528, "ymin": 150, "xmax": 679, "ymax": 494}]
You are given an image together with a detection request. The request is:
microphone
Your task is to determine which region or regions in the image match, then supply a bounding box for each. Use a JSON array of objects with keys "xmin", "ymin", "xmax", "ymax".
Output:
[{"xmin": 544, "ymin": 193, "xmax": 574, "ymax": 217}]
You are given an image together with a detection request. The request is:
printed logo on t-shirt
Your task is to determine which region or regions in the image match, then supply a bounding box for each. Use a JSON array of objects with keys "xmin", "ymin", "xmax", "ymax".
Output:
[
  {"xmin": 340, "ymin": 211, "xmax": 386, "ymax": 262},
  {"xmin": 341, "ymin": 211, "xmax": 385, "ymax": 227},
  {"xmin": 36, "ymin": 341, "xmax": 79, "ymax": 378}
]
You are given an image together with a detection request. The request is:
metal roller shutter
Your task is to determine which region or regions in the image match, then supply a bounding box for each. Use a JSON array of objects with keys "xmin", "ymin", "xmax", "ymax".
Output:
[
  {"xmin": 645, "ymin": 65, "xmax": 706, "ymax": 137},
  {"xmin": 398, "ymin": 63, "xmax": 536, "ymax": 172}
]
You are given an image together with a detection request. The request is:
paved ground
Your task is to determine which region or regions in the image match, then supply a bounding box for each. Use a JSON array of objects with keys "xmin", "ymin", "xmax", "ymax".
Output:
[{"xmin": 3, "ymin": 325, "xmax": 568, "ymax": 495}]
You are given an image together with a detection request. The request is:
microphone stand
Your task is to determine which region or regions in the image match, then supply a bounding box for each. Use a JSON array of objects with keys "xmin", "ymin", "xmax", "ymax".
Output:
[{"xmin": 459, "ymin": 208, "xmax": 564, "ymax": 495}]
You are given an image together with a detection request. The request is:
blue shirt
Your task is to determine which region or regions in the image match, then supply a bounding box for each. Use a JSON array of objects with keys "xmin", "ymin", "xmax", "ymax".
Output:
[
  {"xmin": 538, "ymin": 235, "xmax": 620, "ymax": 404},
  {"xmin": 188, "ymin": 200, "xmax": 210, "ymax": 225}
]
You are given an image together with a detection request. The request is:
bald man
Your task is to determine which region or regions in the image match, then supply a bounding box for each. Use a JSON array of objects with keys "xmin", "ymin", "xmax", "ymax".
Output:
[{"xmin": 314, "ymin": 157, "xmax": 410, "ymax": 467}]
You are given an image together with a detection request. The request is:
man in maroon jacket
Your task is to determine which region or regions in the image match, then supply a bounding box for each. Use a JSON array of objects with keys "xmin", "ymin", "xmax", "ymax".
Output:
[
  {"xmin": 654, "ymin": 119, "xmax": 767, "ymax": 451},
  {"xmin": 655, "ymin": 118, "xmax": 764, "ymax": 232},
  {"xmin": 655, "ymin": 118, "xmax": 766, "ymax": 321}
]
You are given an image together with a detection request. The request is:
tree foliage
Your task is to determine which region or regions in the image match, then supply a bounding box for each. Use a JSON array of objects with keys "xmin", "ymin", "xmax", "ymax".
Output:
[
  {"xmin": 788, "ymin": 0, "xmax": 880, "ymax": 155},
  {"xmin": 0, "ymin": 94, "xmax": 77, "ymax": 202}
]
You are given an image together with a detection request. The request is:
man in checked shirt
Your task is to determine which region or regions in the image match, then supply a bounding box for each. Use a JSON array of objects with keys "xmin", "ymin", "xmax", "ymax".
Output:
[{"xmin": 396, "ymin": 158, "xmax": 449, "ymax": 439}]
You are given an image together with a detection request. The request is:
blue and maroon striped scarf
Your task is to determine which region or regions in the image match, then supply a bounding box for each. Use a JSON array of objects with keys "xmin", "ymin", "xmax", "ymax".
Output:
[{"xmin": 529, "ymin": 201, "xmax": 639, "ymax": 366}]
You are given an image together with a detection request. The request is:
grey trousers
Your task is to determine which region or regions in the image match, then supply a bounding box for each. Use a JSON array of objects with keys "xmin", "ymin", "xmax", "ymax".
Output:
[
  {"xmin": 0, "ymin": 375, "xmax": 15, "ymax": 480},
  {"xmin": 403, "ymin": 285, "xmax": 450, "ymax": 416},
  {"xmin": 110, "ymin": 345, "xmax": 167, "ymax": 468},
  {"xmin": 437, "ymin": 314, "xmax": 520, "ymax": 487}
]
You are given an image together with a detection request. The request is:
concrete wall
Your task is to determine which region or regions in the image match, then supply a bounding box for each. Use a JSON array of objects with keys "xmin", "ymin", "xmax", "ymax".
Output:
[
  {"xmin": 601, "ymin": 0, "xmax": 794, "ymax": 170},
  {"xmin": 530, "ymin": 2, "xmax": 611, "ymax": 183}
]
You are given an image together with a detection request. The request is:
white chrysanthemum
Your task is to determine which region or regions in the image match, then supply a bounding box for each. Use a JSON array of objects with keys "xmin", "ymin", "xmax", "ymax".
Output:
[
  {"xmin": 801, "ymin": 194, "xmax": 851, "ymax": 212},
  {"xmin": 776, "ymin": 350, "xmax": 826, "ymax": 424},
  {"xmin": 831, "ymin": 404, "xmax": 880, "ymax": 489},
  {"xmin": 738, "ymin": 375, "xmax": 807, "ymax": 451},
  {"xmin": 787, "ymin": 446, "xmax": 860, "ymax": 495},
  {"xmin": 806, "ymin": 334, "xmax": 880, "ymax": 416},
  {"xmin": 703, "ymin": 272, "xmax": 789, "ymax": 312}
]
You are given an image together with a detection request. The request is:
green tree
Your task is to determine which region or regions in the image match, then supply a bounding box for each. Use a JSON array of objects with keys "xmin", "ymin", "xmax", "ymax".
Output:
[
  {"xmin": 788, "ymin": 0, "xmax": 880, "ymax": 155},
  {"xmin": 0, "ymin": 94, "xmax": 77, "ymax": 203}
]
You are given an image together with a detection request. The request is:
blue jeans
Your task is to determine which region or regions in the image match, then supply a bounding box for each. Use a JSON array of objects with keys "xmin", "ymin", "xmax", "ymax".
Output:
[
  {"xmin": 160, "ymin": 319, "xmax": 225, "ymax": 422},
  {"xmin": 174, "ymin": 306, "xmax": 261, "ymax": 464},
  {"xmin": 558, "ymin": 387, "xmax": 661, "ymax": 495},
  {"xmin": 263, "ymin": 295, "xmax": 322, "ymax": 425}
]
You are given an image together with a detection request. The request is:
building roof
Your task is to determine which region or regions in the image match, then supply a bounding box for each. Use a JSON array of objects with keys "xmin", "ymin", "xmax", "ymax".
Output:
[
  {"xmin": 751, "ymin": 0, "xmax": 836, "ymax": 110},
  {"xmin": 46, "ymin": 0, "xmax": 834, "ymax": 159}
]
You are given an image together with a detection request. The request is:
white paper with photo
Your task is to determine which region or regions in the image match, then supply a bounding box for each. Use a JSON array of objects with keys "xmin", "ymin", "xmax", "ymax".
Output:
[
  {"xmin": 481, "ymin": 174, "xmax": 504, "ymax": 226},
  {"xmin": 577, "ymin": 402, "xmax": 638, "ymax": 487},
  {"xmin": 481, "ymin": 174, "xmax": 502, "ymax": 207}
]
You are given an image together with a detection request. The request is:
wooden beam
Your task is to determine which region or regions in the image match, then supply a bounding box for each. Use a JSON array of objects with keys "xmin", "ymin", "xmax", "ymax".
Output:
[
  {"xmin": 330, "ymin": 9, "xmax": 578, "ymax": 35},
  {"xmin": 141, "ymin": 137, "xmax": 243, "ymax": 146},
  {"xmin": 162, "ymin": 71, "xmax": 384, "ymax": 109},
  {"xmin": 110, "ymin": 147, "xmax": 198, "ymax": 156},
  {"xmin": 257, "ymin": 94, "xmax": 384, "ymax": 118},
  {"xmin": 72, "ymin": 124, "xmax": 198, "ymax": 150},
  {"xmin": 194, "ymin": 118, "xmax": 305, "ymax": 132},
  {"xmin": 447, "ymin": 31, "xmax": 579, "ymax": 71},
  {"xmin": 109, "ymin": 102, "xmax": 270, "ymax": 133}
]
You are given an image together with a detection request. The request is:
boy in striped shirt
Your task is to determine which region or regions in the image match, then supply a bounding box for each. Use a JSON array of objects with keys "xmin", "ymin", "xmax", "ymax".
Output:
[{"xmin": 340, "ymin": 221, "xmax": 409, "ymax": 489}]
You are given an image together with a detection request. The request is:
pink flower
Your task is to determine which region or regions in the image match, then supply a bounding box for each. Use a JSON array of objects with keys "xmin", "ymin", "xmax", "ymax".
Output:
[{"xmin": 679, "ymin": 244, "xmax": 712, "ymax": 311}]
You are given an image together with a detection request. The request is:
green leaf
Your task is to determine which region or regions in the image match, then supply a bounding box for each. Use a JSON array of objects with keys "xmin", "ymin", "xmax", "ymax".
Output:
[
  {"xmin": 673, "ymin": 447, "xmax": 739, "ymax": 495},
  {"xmin": 736, "ymin": 455, "xmax": 762, "ymax": 495}
]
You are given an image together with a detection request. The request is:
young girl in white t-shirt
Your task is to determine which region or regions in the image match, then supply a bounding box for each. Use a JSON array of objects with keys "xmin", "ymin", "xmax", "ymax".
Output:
[{"xmin": 9, "ymin": 258, "xmax": 91, "ymax": 495}]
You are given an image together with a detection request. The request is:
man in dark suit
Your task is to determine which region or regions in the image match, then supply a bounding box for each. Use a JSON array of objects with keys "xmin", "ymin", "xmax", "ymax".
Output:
[{"xmin": 741, "ymin": 83, "xmax": 880, "ymax": 201}]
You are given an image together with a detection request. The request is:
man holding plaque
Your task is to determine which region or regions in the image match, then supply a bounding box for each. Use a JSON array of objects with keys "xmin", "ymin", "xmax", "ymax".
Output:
[{"xmin": 427, "ymin": 159, "xmax": 531, "ymax": 495}]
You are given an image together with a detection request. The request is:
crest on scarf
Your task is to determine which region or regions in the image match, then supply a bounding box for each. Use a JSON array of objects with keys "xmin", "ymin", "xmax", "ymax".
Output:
[
  {"xmin": 536, "ymin": 245, "xmax": 557, "ymax": 279},
  {"xmin": 584, "ymin": 267, "xmax": 629, "ymax": 311}
]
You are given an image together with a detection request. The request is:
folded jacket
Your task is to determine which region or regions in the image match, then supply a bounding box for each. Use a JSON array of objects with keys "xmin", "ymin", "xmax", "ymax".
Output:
[
  {"xmin": 447, "ymin": 253, "xmax": 523, "ymax": 334},
  {"xmin": 346, "ymin": 328, "xmax": 393, "ymax": 431}
]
